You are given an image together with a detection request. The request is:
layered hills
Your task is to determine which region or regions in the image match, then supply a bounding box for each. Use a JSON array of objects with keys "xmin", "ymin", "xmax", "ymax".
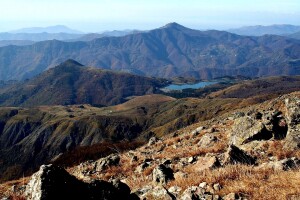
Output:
[
  {"xmin": 0, "ymin": 23, "xmax": 300, "ymax": 81},
  {"xmin": 0, "ymin": 60, "xmax": 167, "ymax": 107},
  {"xmin": 227, "ymin": 24, "xmax": 300, "ymax": 36},
  {"xmin": 1, "ymin": 63, "xmax": 300, "ymax": 183}
]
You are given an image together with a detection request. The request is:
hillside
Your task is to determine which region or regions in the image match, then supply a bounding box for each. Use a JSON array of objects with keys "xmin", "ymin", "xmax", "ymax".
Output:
[
  {"xmin": 288, "ymin": 31, "xmax": 300, "ymax": 40},
  {"xmin": 0, "ymin": 60, "xmax": 167, "ymax": 107},
  {"xmin": 228, "ymin": 24, "xmax": 300, "ymax": 36},
  {"xmin": 0, "ymin": 93, "xmax": 245, "ymax": 182},
  {"xmin": 2, "ymin": 91, "xmax": 300, "ymax": 199},
  {"xmin": 0, "ymin": 23, "xmax": 300, "ymax": 81},
  {"xmin": 208, "ymin": 76, "xmax": 300, "ymax": 102}
]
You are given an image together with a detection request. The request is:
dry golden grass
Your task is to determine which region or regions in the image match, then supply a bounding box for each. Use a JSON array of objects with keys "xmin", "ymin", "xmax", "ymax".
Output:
[{"xmin": 167, "ymin": 165, "xmax": 300, "ymax": 200}]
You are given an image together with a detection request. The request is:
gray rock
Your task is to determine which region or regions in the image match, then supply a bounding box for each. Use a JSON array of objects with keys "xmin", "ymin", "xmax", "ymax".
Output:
[
  {"xmin": 188, "ymin": 156, "xmax": 196, "ymax": 163},
  {"xmin": 223, "ymin": 192, "xmax": 241, "ymax": 200},
  {"xmin": 213, "ymin": 183, "xmax": 221, "ymax": 191},
  {"xmin": 25, "ymin": 164, "xmax": 134, "ymax": 200},
  {"xmin": 168, "ymin": 186, "xmax": 182, "ymax": 197},
  {"xmin": 180, "ymin": 186, "xmax": 204, "ymax": 200},
  {"xmin": 259, "ymin": 157, "xmax": 300, "ymax": 171},
  {"xmin": 230, "ymin": 117, "xmax": 272, "ymax": 147},
  {"xmin": 192, "ymin": 156, "xmax": 221, "ymax": 172},
  {"xmin": 284, "ymin": 97, "xmax": 300, "ymax": 150},
  {"xmin": 136, "ymin": 161, "xmax": 152, "ymax": 173},
  {"xmin": 198, "ymin": 133, "xmax": 218, "ymax": 148},
  {"xmin": 95, "ymin": 154, "xmax": 120, "ymax": 171},
  {"xmin": 224, "ymin": 145, "xmax": 256, "ymax": 165},
  {"xmin": 191, "ymin": 126, "xmax": 205, "ymax": 136},
  {"xmin": 141, "ymin": 186, "xmax": 175, "ymax": 200},
  {"xmin": 152, "ymin": 164, "xmax": 174, "ymax": 185},
  {"xmin": 148, "ymin": 136, "xmax": 160, "ymax": 146},
  {"xmin": 199, "ymin": 182, "xmax": 207, "ymax": 189}
]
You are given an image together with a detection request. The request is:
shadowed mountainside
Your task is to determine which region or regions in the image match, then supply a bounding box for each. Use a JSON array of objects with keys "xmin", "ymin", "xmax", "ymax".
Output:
[
  {"xmin": 0, "ymin": 59, "xmax": 167, "ymax": 107},
  {"xmin": 0, "ymin": 23, "xmax": 299, "ymax": 81}
]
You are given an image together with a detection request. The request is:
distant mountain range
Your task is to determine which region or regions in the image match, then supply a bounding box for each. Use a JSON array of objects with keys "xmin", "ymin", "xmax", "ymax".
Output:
[
  {"xmin": 0, "ymin": 40, "xmax": 35, "ymax": 47},
  {"xmin": 228, "ymin": 24, "xmax": 300, "ymax": 36},
  {"xmin": 9, "ymin": 25, "xmax": 83, "ymax": 34},
  {"xmin": 288, "ymin": 31, "xmax": 300, "ymax": 40},
  {"xmin": 67, "ymin": 30, "xmax": 142, "ymax": 42},
  {"xmin": 0, "ymin": 22, "xmax": 299, "ymax": 81},
  {"xmin": 0, "ymin": 59, "xmax": 167, "ymax": 107},
  {"xmin": 0, "ymin": 29, "xmax": 140, "ymax": 46},
  {"xmin": 0, "ymin": 32, "xmax": 83, "ymax": 42}
]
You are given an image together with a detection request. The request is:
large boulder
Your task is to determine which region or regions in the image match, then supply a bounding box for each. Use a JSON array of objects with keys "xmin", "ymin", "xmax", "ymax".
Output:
[
  {"xmin": 152, "ymin": 164, "xmax": 174, "ymax": 185},
  {"xmin": 191, "ymin": 156, "xmax": 220, "ymax": 172},
  {"xmin": 95, "ymin": 154, "xmax": 120, "ymax": 171},
  {"xmin": 141, "ymin": 186, "xmax": 175, "ymax": 200},
  {"xmin": 224, "ymin": 145, "xmax": 256, "ymax": 165},
  {"xmin": 25, "ymin": 164, "xmax": 136, "ymax": 200},
  {"xmin": 230, "ymin": 116, "xmax": 272, "ymax": 147},
  {"xmin": 284, "ymin": 97, "xmax": 300, "ymax": 150}
]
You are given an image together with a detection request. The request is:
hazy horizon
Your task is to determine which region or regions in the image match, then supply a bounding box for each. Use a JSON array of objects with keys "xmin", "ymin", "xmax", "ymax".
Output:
[{"xmin": 1, "ymin": 0, "xmax": 299, "ymax": 33}]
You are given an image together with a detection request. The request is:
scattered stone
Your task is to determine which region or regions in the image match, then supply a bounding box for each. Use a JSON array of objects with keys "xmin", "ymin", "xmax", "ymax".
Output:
[
  {"xmin": 191, "ymin": 126, "xmax": 205, "ymax": 136},
  {"xmin": 198, "ymin": 133, "xmax": 218, "ymax": 148},
  {"xmin": 192, "ymin": 156, "xmax": 221, "ymax": 172},
  {"xmin": 180, "ymin": 186, "xmax": 204, "ymax": 200},
  {"xmin": 199, "ymin": 182, "xmax": 207, "ymax": 189},
  {"xmin": 25, "ymin": 164, "xmax": 134, "ymax": 200},
  {"xmin": 224, "ymin": 145, "xmax": 256, "ymax": 165},
  {"xmin": 142, "ymin": 186, "xmax": 175, "ymax": 200},
  {"xmin": 136, "ymin": 161, "xmax": 152, "ymax": 173},
  {"xmin": 168, "ymin": 186, "xmax": 182, "ymax": 197},
  {"xmin": 213, "ymin": 183, "xmax": 221, "ymax": 191},
  {"xmin": 188, "ymin": 156, "xmax": 196, "ymax": 163},
  {"xmin": 259, "ymin": 157, "xmax": 300, "ymax": 171},
  {"xmin": 95, "ymin": 154, "xmax": 120, "ymax": 171},
  {"xmin": 148, "ymin": 136, "xmax": 160, "ymax": 146},
  {"xmin": 152, "ymin": 164, "xmax": 174, "ymax": 185},
  {"xmin": 223, "ymin": 192, "xmax": 240, "ymax": 200}
]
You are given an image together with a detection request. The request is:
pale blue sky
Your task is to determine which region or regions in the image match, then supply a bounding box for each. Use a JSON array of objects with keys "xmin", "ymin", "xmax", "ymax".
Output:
[{"xmin": 0, "ymin": 0, "xmax": 299, "ymax": 32}]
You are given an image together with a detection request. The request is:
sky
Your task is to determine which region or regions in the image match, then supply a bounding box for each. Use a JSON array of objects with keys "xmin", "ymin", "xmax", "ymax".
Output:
[{"xmin": 0, "ymin": 0, "xmax": 299, "ymax": 32}]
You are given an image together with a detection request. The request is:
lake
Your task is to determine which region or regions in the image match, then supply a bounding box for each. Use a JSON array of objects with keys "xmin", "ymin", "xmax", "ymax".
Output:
[{"xmin": 162, "ymin": 81, "xmax": 217, "ymax": 91}]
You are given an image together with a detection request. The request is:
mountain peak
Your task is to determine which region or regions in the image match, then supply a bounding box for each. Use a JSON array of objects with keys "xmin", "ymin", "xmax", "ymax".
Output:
[{"xmin": 161, "ymin": 22, "xmax": 187, "ymax": 30}]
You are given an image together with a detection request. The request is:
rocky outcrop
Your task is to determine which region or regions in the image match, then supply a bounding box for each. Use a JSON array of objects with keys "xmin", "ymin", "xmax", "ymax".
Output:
[
  {"xmin": 230, "ymin": 116, "xmax": 272, "ymax": 147},
  {"xmin": 152, "ymin": 164, "xmax": 174, "ymax": 185},
  {"xmin": 95, "ymin": 154, "xmax": 120, "ymax": 171},
  {"xmin": 284, "ymin": 97, "xmax": 300, "ymax": 150},
  {"xmin": 25, "ymin": 164, "xmax": 136, "ymax": 200},
  {"xmin": 224, "ymin": 145, "xmax": 256, "ymax": 165}
]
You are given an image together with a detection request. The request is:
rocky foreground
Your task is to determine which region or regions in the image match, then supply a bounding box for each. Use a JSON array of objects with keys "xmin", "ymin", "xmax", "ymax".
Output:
[{"xmin": 1, "ymin": 92, "xmax": 300, "ymax": 200}]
